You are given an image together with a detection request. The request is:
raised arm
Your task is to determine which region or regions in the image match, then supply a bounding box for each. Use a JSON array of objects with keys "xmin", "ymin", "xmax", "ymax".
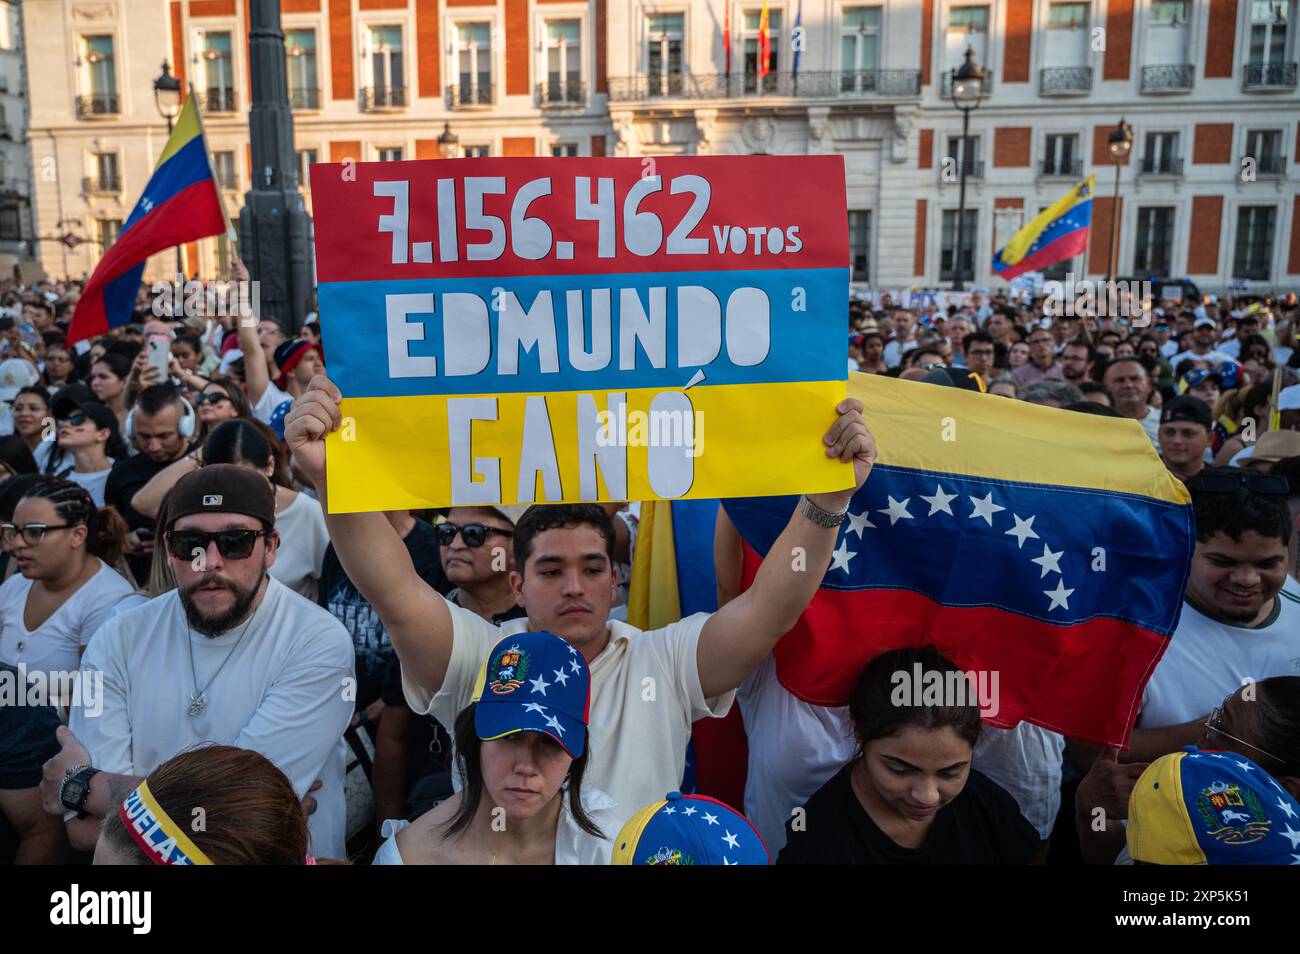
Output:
[
  {"xmin": 233, "ymin": 256, "xmax": 272, "ymax": 406},
  {"xmin": 283, "ymin": 375, "xmax": 456, "ymax": 694},
  {"xmin": 131, "ymin": 450, "xmax": 202, "ymax": 519},
  {"xmin": 696, "ymin": 399, "xmax": 875, "ymax": 699}
]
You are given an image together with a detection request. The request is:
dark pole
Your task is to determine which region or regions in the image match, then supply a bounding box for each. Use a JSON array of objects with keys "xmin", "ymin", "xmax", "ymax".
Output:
[
  {"xmin": 1107, "ymin": 161, "xmax": 1121, "ymax": 282},
  {"xmin": 238, "ymin": 0, "xmax": 313, "ymax": 331},
  {"xmin": 953, "ymin": 105, "xmax": 970, "ymax": 292}
]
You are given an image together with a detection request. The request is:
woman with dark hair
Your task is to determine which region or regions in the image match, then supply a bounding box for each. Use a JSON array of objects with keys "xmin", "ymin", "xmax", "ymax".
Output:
[
  {"xmin": 778, "ymin": 646, "xmax": 1039, "ymax": 865},
  {"xmin": 42, "ymin": 345, "xmax": 78, "ymax": 391},
  {"xmin": 95, "ymin": 744, "xmax": 321, "ymax": 865},
  {"xmin": 51, "ymin": 395, "xmax": 127, "ymax": 506},
  {"xmin": 0, "ymin": 473, "xmax": 41, "ymax": 582},
  {"xmin": 373, "ymin": 632, "xmax": 616, "ymax": 865},
  {"xmin": 0, "ymin": 435, "xmax": 37, "ymax": 478},
  {"xmin": 192, "ymin": 379, "xmax": 249, "ymax": 436},
  {"xmin": 12, "ymin": 386, "xmax": 50, "ymax": 461},
  {"xmin": 0, "ymin": 479, "xmax": 134, "ymax": 705},
  {"xmin": 89, "ymin": 353, "xmax": 132, "ymax": 433}
]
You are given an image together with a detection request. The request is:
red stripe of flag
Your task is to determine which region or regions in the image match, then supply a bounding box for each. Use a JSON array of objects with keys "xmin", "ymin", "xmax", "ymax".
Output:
[{"xmin": 996, "ymin": 227, "xmax": 1089, "ymax": 281}]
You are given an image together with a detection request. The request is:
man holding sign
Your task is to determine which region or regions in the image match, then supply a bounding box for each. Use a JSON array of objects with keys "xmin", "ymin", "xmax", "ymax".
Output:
[{"xmin": 286, "ymin": 380, "xmax": 873, "ymax": 819}]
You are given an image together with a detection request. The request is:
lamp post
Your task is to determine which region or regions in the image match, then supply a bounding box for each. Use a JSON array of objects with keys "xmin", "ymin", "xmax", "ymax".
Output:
[
  {"xmin": 949, "ymin": 47, "xmax": 986, "ymax": 292},
  {"xmin": 153, "ymin": 61, "xmax": 183, "ymax": 278},
  {"xmin": 437, "ymin": 122, "xmax": 459, "ymax": 159},
  {"xmin": 1106, "ymin": 118, "xmax": 1133, "ymax": 283}
]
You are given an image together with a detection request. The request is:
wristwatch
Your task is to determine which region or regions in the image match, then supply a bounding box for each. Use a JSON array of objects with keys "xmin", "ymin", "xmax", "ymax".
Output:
[
  {"xmin": 59, "ymin": 765, "xmax": 101, "ymax": 818},
  {"xmin": 797, "ymin": 494, "xmax": 850, "ymax": 528}
]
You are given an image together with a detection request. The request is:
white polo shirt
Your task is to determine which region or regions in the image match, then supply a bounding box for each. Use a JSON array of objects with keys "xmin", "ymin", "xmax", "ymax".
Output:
[{"xmin": 401, "ymin": 600, "xmax": 734, "ymax": 821}]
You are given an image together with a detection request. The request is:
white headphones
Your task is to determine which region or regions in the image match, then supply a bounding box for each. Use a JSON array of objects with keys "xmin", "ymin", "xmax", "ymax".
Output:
[{"xmin": 126, "ymin": 395, "xmax": 197, "ymax": 443}]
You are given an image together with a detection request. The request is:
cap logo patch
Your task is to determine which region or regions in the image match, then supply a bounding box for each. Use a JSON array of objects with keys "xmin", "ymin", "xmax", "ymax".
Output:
[
  {"xmin": 203, "ymin": 495, "xmax": 223, "ymax": 506},
  {"xmin": 1195, "ymin": 781, "xmax": 1270, "ymax": 845},
  {"xmin": 488, "ymin": 644, "xmax": 528, "ymax": 695}
]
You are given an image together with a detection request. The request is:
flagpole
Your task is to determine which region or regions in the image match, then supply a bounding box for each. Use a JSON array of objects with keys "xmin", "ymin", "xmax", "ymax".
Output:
[{"xmin": 165, "ymin": 111, "xmax": 183, "ymax": 280}]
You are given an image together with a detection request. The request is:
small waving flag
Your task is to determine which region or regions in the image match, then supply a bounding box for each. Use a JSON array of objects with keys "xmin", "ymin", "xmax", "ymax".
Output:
[
  {"xmin": 724, "ymin": 372, "xmax": 1193, "ymax": 747},
  {"xmin": 992, "ymin": 175, "xmax": 1094, "ymax": 281},
  {"xmin": 67, "ymin": 94, "xmax": 228, "ymax": 344},
  {"xmin": 757, "ymin": 0, "xmax": 771, "ymax": 80}
]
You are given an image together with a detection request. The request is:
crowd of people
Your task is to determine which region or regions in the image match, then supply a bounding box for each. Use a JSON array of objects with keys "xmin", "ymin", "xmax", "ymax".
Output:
[{"xmin": 0, "ymin": 268, "xmax": 1298, "ymax": 867}]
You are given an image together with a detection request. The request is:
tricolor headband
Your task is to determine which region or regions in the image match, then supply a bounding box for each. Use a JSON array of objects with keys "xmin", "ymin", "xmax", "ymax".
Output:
[{"xmin": 118, "ymin": 779, "xmax": 214, "ymax": 866}]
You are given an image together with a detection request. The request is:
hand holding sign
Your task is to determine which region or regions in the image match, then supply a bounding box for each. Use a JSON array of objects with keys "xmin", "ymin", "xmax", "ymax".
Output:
[{"xmin": 284, "ymin": 374, "xmax": 342, "ymax": 489}]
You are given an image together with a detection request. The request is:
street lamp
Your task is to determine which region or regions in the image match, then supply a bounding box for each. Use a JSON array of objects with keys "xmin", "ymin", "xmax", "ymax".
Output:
[
  {"xmin": 1105, "ymin": 118, "xmax": 1134, "ymax": 283},
  {"xmin": 949, "ymin": 47, "xmax": 985, "ymax": 292},
  {"xmin": 437, "ymin": 121, "xmax": 459, "ymax": 159},
  {"xmin": 154, "ymin": 61, "xmax": 184, "ymax": 278}
]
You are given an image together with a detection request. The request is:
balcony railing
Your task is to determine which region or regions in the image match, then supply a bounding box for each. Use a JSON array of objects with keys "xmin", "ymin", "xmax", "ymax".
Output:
[
  {"xmin": 1139, "ymin": 156, "xmax": 1184, "ymax": 176},
  {"xmin": 1243, "ymin": 62, "xmax": 1298, "ymax": 90},
  {"xmin": 75, "ymin": 93, "xmax": 119, "ymax": 118},
  {"xmin": 289, "ymin": 87, "xmax": 320, "ymax": 110},
  {"xmin": 608, "ymin": 70, "xmax": 922, "ymax": 102},
  {"xmin": 82, "ymin": 176, "xmax": 121, "ymax": 194},
  {"xmin": 1247, "ymin": 154, "xmax": 1287, "ymax": 177},
  {"xmin": 360, "ymin": 85, "xmax": 406, "ymax": 110},
  {"xmin": 1040, "ymin": 158, "xmax": 1083, "ymax": 178},
  {"xmin": 446, "ymin": 83, "xmax": 493, "ymax": 108},
  {"xmin": 1040, "ymin": 66, "xmax": 1092, "ymax": 95},
  {"xmin": 199, "ymin": 88, "xmax": 237, "ymax": 113},
  {"xmin": 1141, "ymin": 64, "xmax": 1194, "ymax": 93},
  {"xmin": 940, "ymin": 72, "xmax": 992, "ymax": 98},
  {"xmin": 536, "ymin": 80, "xmax": 586, "ymax": 107},
  {"xmin": 942, "ymin": 159, "xmax": 984, "ymax": 180}
]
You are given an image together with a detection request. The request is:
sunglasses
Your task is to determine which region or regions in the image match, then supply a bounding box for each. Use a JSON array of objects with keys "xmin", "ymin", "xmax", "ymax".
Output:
[
  {"xmin": 1204, "ymin": 694, "xmax": 1283, "ymax": 766},
  {"xmin": 1186, "ymin": 471, "xmax": 1289, "ymax": 496},
  {"xmin": 434, "ymin": 522, "xmax": 514, "ymax": 548},
  {"xmin": 165, "ymin": 528, "xmax": 266, "ymax": 560},
  {"xmin": 57, "ymin": 414, "xmax": 91, "ymax": 427},
  {"xmin": 194, "ymin": 392, "xmax": 232, "ymax": 406},
  {"xmin": 1, "ymin": 522, "xmax": 74, "ymax": 546}
]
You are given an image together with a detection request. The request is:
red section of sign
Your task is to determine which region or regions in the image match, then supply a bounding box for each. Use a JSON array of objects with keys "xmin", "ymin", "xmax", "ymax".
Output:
[{"xmin": 310, "ymin": 155, "xmax": 848, "ymax": 283}]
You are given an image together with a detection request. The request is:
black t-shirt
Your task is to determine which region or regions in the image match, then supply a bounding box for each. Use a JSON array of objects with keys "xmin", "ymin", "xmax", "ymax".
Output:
[
  {"xmin": 104, "ymin": 447, "xmax": 195, "ymax": 583},
  {"xmin": 319, "ymin": 517, "xmax": 451, "ymax": 708},
  {"xmin": 777, "ymin": 763, "xmax": 1040, "ymax": 865}
]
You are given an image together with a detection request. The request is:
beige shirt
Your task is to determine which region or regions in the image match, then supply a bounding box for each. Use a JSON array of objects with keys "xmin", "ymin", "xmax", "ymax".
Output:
[{"xmin": 401, "ymin": 600, "xmax": 734, "ymax": 820}]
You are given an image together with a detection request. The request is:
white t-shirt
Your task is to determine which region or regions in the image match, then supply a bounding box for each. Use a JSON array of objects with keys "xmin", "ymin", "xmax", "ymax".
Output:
[
  {"xmin": 251, "ymin": 381, "xmax": 291, "ymax": 426},
  {"xmin": 1137, "ymin": 596, "xmax": 1300, "ymax": 728},
  {"xmin": 69, "ymin": 578, "xmax": 355, "ymax": 857},
  {"xmin": 1139, "ymin": 406, "xmax": 1161, "ymax": 447},
  {"xmin": 0, "ymin": 559, "xmax": 135, "ymax": 700},
  {"xmin": 33, "ymin": 440, "xmax": 73, "ymax": 478},
  {"xmin": 401, "ymin": 601, "xmax": 734, "ymax": 821},
  {"xmin": 67, "ymin": 467, "xmax": 113, "ymax": 507},
  {"xmin": 372, "ymin": 786, "xmax": 620, "ymax": 865},
  {"xmin": 738, "ymin": 654, "xmax": 1062, "ymax": 855},
  {"xmin": 1168, "ymin": 349, "xmax": 1237, "ymax": 371},
  {"xmin": 270, "ymin": 491, "xmax": 328, "ymax": 598}
]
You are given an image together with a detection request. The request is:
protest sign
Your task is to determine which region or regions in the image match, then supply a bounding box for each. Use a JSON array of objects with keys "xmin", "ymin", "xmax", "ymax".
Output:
[{"xmin": 312, "ymin": 155, "xmax": 852, "ymax": 513}]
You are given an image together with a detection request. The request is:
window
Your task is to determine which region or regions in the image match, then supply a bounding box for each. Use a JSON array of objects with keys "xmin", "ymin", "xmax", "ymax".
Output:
[
  {"xmin": 1245, "ymin": 129, "xmax": 1285, "ymax": 174},
  {"xmin": 378, "ymin": 147, "xmax": 403, "ymax": 163},
  {"xmin": 1045, "ymin": 3, "xmax": 1089, "ymax": 65},
  {"xmin": 0, "ymin": 205, "xmax": 21, "ymax": 240},
  {"xmin": 551, "ymin": 143, "xmax": 578, "ymax": 157},
  {"xmin": 94, "ymin": 152, "xmax": 119, "ymax": 190},
  {"xmin": 647, "ymin": 13, "xmax": 684, "ymax": 95},
  {"xmin": 1140, "ymin": 132, "xmax": 1180, "ymax": 174},
  {"xmin": 1233, "ymin": 205, "xmax": 1276, "ymax": 280},
  {"xmin": 80, "ymin": 35, "xmax": 117, "ymax": 114},
  {"xmin": 285, "ymin": 30, "xmax": 318, "ymax": 109},
  {"xmin": 1150, "ymin": 1, "xmax": 1188, "ymax": 23},
  {"xmin": 1043, "ymin": 134, "xmax": 1079, "ymax": 175},
  {"xmin": 840, "ymin": 8, "xmax": 881, "ymax": 92},
  {"xmin": 545, "ymin": 20, "xmax": 581, "ymax": 102},
  {"xmin": 743, "ymin": 8, "xmax": 782, "ymax": 92},
  {"xmin": 454, "ymin": 23, "xmax": 491, "ymax": 105},
  {"xmin": 97, "ymin": 218, "xmax": 121, "ymax": 249},
  {"xmin": 848, "ymin": 211, "xmax": 871, "ymax": 281},
  {"xmin": 216, "ymin": 232, "xmax": 231, "ymax": 276},
  {"xmin": 1134, "ymin": 207, "xmax": 1174, "ymax": 273},
  {"xmin": 946, "ymin": 135, "xmax": 981, "ymax": 177},
  {"xmin": 369, "ymin": 26, "xmax": 404, "ymax": 107},
  {"xmin": 297, "ymin": 148, "xmax": 318, "ymax": 186},
  {"xmin": 946, "ymin": 6, "xmax": 989, "ymax": 72},
  {"xmin": 1142, "ymin": 1, "xmax": 1191, "ymax": 89},
  {"xmin": 463, "ymin": 145, "xmax": 490, "ymax": 158},
  {"xmin": 212, "ymin": 151, "xmax": 236, "ymax": 190},
  {"xmin": 203, "ymin": 32, "xmax": 235, "ymax": 111},
  {"xmin": 940, "ymin": 209, "xmax": 978, "ymax": 282},
  {"xmin": 1249, "ymin": 0, "xmax": 1290, "ymax": 67}
]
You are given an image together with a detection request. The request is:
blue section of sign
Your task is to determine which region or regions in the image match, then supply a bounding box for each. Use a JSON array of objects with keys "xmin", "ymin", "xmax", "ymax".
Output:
[{"xmin": 318, "ymin": 267, "xmax": 847, "ymax": 398}]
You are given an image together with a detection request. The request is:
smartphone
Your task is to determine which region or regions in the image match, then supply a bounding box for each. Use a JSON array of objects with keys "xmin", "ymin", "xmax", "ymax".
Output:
[{"xmin": 147, "ymin": 334, "xmax": 171, "ymax": 379}]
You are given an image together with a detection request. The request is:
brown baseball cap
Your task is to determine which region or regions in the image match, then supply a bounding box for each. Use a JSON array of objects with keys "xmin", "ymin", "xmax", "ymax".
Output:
[{"xmin": 165, "ymin": 463, "xmax": 276, "ymax": 531}]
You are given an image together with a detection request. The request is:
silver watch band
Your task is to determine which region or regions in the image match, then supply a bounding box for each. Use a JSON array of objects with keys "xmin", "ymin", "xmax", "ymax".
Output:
[{"xmin": 797, "ymin": 494, "xmax": 849, "ymax": 528}]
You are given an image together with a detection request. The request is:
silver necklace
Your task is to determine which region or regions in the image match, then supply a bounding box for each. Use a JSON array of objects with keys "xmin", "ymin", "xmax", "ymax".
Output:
[{"xmin": 185, "ymin": 611, "xmax": 256, "ymax": 717}]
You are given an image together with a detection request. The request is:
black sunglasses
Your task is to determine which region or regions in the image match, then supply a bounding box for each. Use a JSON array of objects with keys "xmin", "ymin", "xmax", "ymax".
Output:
[
  {"xmin": 194, "ymin": 392, "xmax": 232, "ymax": 406},
  {"xmin": 57, "ymin": 414, "xmax": 90, "ymax": 427},
  {"xmin": 1186, "ymin": 471, "xmax": 1290, "ymax": 496},
  {"xmin": 435, "ymin": 522, "xmax": 514, "ymax": 548},
  {"xmin": 165, "ymin": 528, "xmax": 267, "ymax": 560}
]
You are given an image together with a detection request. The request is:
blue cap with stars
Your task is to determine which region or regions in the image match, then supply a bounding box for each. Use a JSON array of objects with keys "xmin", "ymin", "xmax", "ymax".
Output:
[
  {"xmin": 471, "ymin": 631, "xmax": 590, "ymax": 759},
  {"xmin": 611, "ymin": 792, "xmax": 768, "ymax": 866}
]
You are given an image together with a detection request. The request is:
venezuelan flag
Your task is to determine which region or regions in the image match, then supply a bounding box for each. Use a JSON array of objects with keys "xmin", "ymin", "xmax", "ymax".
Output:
[
  {"xmin": 68, "ymin": 95, "xmax": 228, "ymax": 344},
  {"xmin": 724, "ymin": 372, "xmax": 1193, "ymax": 747},
  {"xmin": 992, "ymin": 175, "xmax": 1094, "ymax": 281}
]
